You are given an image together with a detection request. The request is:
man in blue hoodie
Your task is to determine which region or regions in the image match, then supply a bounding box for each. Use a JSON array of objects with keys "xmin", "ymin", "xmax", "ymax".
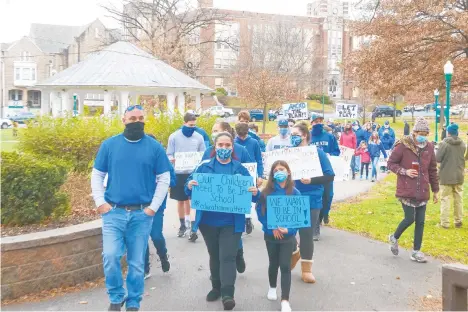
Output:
[
  {"xmin": 378, "ymin": 120, "xmax": 396, "ymax": 141},
  {"xmin": 352, "ymin": 120, "xmax": 366, "ymax": 174},
  {"xmin": 238, "ymin": 110, "xmax": 266, "ymax": 152},
  {"xmin": 309, "ymin": 113, "xmax": 340, "ymax": 238}
]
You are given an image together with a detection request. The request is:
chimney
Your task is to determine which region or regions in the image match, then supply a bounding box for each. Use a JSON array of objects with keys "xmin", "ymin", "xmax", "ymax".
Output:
[{"xmin": 198, "ymin": 0, "xmax": 213, "ymax": 8}]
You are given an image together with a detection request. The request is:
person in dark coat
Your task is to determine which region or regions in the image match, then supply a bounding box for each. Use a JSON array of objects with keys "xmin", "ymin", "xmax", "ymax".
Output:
[{"xmin": 403, "ymin": 121, "xmax": 410, "ymax": 136}]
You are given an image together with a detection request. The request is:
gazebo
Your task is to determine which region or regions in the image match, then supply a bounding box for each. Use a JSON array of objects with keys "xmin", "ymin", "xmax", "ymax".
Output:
[{"xmin": 36, "ymin": 41, "xmax": 212, "ymax": 116}]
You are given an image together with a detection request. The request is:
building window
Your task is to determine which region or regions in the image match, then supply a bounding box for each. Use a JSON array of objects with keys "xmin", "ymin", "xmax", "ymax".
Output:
[
  {"xmin": 215, "ymin": 78, "xmax": 223, "ymax": 87},
  {"xmin": 27, "ymin": 91, "xmax": 41, "ymax": 107},
  {"xmin": 31, "ymin": 68, "xmax": 36, "ymax": 81},
  {"xmin": 215, "ymin": 58, "xmax": 221, "ymax": 69},
  {"xmin": 21, "ymin": 51, "xmax": 31, "ymax": 62},
  {"xmin": 9, "ymin": 90, "xmax": 23, "ymax": 101},
  {"xmin": 22, "ymin": 68, "xmax": 31, "ymax": 80}
]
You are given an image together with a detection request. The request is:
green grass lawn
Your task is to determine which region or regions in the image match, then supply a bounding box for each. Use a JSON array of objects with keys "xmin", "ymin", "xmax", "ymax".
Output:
[
  {"xmin": 331, "ymin": 174, "xmax": 468, "ymax": 264},
  {"xmin": 1, "ymin": 129, "xmax": 20, "ymax": 152}
]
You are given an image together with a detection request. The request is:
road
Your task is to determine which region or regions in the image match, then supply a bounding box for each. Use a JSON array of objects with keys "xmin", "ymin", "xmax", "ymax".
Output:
[{"xmin": 3, "ymin": 177, "xmax": 442, "ymax": 311}]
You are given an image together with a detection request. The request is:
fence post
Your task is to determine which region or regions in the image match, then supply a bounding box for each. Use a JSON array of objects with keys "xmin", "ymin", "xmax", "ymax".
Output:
[{"xmin": 442, "ymin": 263, "xmax": 468, "ymax": 311}]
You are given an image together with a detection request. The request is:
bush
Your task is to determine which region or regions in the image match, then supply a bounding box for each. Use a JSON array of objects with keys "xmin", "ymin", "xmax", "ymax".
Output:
[
  {"xmin": 1, "ymin": 152, "xmax": 70, "ymax": 226},
  {"xmin": 19, "ymin": 114, "xmax": 216, "ymax": 173},
  {"xmin": 307, "ymin": 94, "xmax": 333, "ymax": 104}
]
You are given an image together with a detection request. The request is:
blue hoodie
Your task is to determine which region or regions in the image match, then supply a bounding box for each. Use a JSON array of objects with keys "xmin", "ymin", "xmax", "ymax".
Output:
[
  {"xmin": 367, "ymin": 140, "xmax": 387, "ymax": 158},
  {"xmin": 381, "ymin": 133, "xmax": 395, "ymax": 150},
  {"xmin": 378, "ymin": 125, "xmax": 395, "ymax": 140},
  {"xmin": 184, "ymin": 158, "xmax": 259, "ymax": 233},
  {"xmin": 256, "ymin": 184, "xmax": 300, "ymax": 238},
  {"xmin": 310, "ymin": 124, "xmax": 340, "ymax": 156},
  {"xmin": 248, "ymin": 130, "xmax": 266, "ymax": 152},
  {"xmin": 235, "ymin": 136, "xmax": 264, "ymax": 177},
  {"xmin": 194, "ymin": 127, "xmax": 210, "ymax": 148},
  {"xmin": 294, "ymin": 148, "xmax": 335, "ymax": 209},
  {"xmin": 202, "ymin": 143, "xmax": 253, "ymax": 163},
  {"xmin": 354, "ymin": 126, "xmax": 367, "ymax": 147}
]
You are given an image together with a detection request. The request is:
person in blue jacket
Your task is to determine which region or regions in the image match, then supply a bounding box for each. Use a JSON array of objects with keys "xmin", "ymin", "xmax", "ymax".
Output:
[
  {"xmin": 185, "ymin": 132, "xmax": 258, "ymax": 311},
  {"xmin": 195, "ymin": 126, "xmax": 211, "ymax": 148},
  {"xmin": 378, "ymin": 120, "xmax": 396, "ymax": 141},
  {"xmin": 309, "ymin": 113, "xmax": 339, "ymax": 237},
  {"xmin": 367, "ymin": 131, "xmax": 387, "ymax": 182},
  {"xmin": 238, "ymin": 110, "xmax": 266, "ymax": 152},
  {"xmin": 199, "ymin": 121, "xmax": 252, "ymax": 274},
  {"xmin": 289, "ymin": 122, "xmax": 335, "ymax": 284},
  {"xmin": 144, "ymin": 134, "xmax": 176, "ymax": 279},
  {"xmin": 380, "ymin": 128, "xmax": 394, "ymax": 172},
  {"xmin": 235, "ymin": 122, "xmax": 264, "ymax": 235},
  {"xmin": 256, "ymin": 160, "xmax": 299, "ymax": 312},
  {"xmin": 353, "ymin": 120, "xmax": 366, "ymax": 173}
]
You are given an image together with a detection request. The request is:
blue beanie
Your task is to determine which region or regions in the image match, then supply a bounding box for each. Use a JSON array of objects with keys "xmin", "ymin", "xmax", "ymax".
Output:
[
  {"xmin": 447, "ymin": 123, "xmax": 459, "ymax": 136},
  {"xmin": 278, "ymin": 119, "xmax": 288, "ymax": 126},
  {"xmin": 384, "ymin": 120, "xmax": 390, "ymax": 125}
]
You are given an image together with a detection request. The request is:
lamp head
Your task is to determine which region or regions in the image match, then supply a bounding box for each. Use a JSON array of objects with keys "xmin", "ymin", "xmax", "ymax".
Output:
[
  {"xmin": 434, "ymin": 89, "xmax": 439, "ymax": 96},
  {"xmin": 444, "ymin": 61, "xmax": 454, "ymax": 75}
]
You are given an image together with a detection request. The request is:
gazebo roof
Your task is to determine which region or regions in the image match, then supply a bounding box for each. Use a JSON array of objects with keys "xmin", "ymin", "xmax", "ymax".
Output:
[{"xmin": 37, "ymin": 41, "xmax": 212, "ymax": 93}]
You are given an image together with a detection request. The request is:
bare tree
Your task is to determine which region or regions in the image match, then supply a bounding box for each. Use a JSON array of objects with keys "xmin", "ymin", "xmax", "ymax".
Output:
[{"xmin": 102, "ymin": 0, "xmax": 238, "ymax": 70}]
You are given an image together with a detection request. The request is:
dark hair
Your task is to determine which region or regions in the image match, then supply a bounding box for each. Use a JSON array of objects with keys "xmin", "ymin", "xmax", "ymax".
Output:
[
  {"xmin": 237, "ymin": 110, "xmax": 250, "ymax": 122},
  {"xmin": 287, "ymin": 118, "xmax": 295, "ymax": 125},
  {"xmin": 216, "ymin": 121, "xmax": 236, "ymax": 137},
  {"xmin": 248, "ymin": 123, "xmax": 258, "ymax": 132},
  {"xmin": 260, "ymin": 160, "xmax": 294, "ymax": 215},
  {"xmin": 235, "ymin": 122, "xmax": 249, "ymax": 136},
  {"xmin": 184, "ymin": 112, "xmax": 197, "ymax": 123},
  {"xmin": 293, "ymin": 123, "xmax": 310, "ymax": 143},
  {"xmin": 209, "ymin": 132, "xmax": 238, "ymax": 160}
]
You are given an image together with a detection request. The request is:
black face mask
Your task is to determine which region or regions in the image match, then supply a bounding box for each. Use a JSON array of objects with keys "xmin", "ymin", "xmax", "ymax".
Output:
[{"xmin": 123, "ymin": 122, "xmax": 145, "ymax": 141}]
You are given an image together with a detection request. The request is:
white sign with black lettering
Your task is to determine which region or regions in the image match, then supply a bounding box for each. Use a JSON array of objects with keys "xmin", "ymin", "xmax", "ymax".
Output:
[
  {"xmin": 330, "ymin": 145, "xmax": 355, "ymax": 181},
  {"xmin": 174, "ymin": 151, "xmax": 204, "ymax": 172},
  {"xmin": 283, "ymin": 102, "xmax": 308, "ymax": 120},
  {"xmin": 262, "ymin": 146, "xmax": 323, "ymax": 180},
  {"xmin": 242, "ymin": 162, "xmax": 258, "ymax": 181},
  {"xmin": 336, "ymin": 103, "xmax": 358, "ymax": 119}
]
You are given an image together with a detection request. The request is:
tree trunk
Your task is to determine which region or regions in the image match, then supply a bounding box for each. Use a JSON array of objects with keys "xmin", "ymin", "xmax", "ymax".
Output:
[
  {"xmin": 411, "ymin": 105, "xmax": 415, "ymax": 123},
  {"xmin": 392, "ymin": 99, "xmax": 397, "ymax": 123},
  {"xmin": 262, "ymin": 104, "xmax": 268, "ymax": 134}
]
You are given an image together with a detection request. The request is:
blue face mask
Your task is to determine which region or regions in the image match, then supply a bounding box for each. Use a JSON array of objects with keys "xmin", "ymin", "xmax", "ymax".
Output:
[
  {"xmin": 182, "ymin": 126, "xmax": 196, "ymax": 137},
  {"xmin": 290, "ymin": 135, "xmax": 302, "ymax": 147},
  {"xmin": 416, "ymin": 135, "xmax": 427, "ymax": 143},
  {"xmin": 274, "ymin": 171, "xmax": 288, "ymax": 183},
  {"xmin": 216, "ymin": 148, "xmax": 232, "ymax": 160},
  {"xmin": 279, "ymin": 128, "xmax": 289, "ymax": 136}
]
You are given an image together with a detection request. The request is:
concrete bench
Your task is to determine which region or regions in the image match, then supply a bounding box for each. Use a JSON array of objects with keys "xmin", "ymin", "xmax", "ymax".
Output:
[{"xmin": 442, "ymin": 263, "xmax": 468, "ymax": 311}]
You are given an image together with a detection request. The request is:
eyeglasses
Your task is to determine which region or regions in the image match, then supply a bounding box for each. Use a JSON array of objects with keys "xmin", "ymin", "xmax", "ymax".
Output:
[{"xmin": 125, "ymin": 105, "xmax": 143, "ymax": 113}]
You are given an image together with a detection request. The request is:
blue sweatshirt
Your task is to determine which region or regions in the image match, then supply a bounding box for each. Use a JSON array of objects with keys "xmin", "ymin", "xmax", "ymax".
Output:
[
  {"xmin": 355, "ymin": 127, "xmax": 367, "ymax": 147},
  {"xmin": 294, "ymin": 148, "xmax": 335, "ymax": 209},
  {"xmin": 378, "ymin": 126, "xmax": 395, "ymax": 140},
  {"xmin": 184, "ymin": 158, "xmax": 259, "ymax": 233},
  {"xmin": 256, "ymin": 184, "xmax": 300, "ymax": 238},
  {"xmin": 235, "ymin": 136, "xmax": 264, "ymax": 177},
  {"xmin": 248, "ymin": 130, "xmax": 266, "ymax": 152},
  {"xmin": 310, "ymin": 124, "xmax": 340, "ymax": 156},
  {"xmin": 194, "ymin": 127, "xmax": 211, "ymax": 148},
  {"xmin": 381, "ymin": 134, "xmax": 395, "ymax": 150},
  {"xmin": 201, "ymin": 143, "xmax": 253, "ymax": 163},
  {"xmin": 367, "ymin": 141, "xmax": 388, "ymax": 158}
]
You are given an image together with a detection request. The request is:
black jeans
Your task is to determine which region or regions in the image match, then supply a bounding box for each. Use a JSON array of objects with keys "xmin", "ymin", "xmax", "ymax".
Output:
[
  {"xmin": 360, "ymin": 163, "xmax": 369, "ymax": 178},
  {"xmin": 199, "ymin": 224, "xmax": 241, "ymax": 297},
  {"xmin": 266, "ymin": 239, "xmax": 295, "ymax": 300},
  {"xmin": 294, "ymin": 209, "xmax": 320, "ymax": 260},
  {"xmin": 394, "ymin": 204, "xmax": 426, "ymax": 251}
]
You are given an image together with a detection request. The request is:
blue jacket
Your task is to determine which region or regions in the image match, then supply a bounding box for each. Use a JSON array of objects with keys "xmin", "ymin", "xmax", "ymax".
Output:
[
  {"xmin": 194, "ymin": 127, "xmax": 210, "ymax": 148},
  {"xmin": 354, "ymin": 127, "xmax": 367, "ymax": 147},
  {"xmin": 201, "ymin": 143, "xmax": 253, "ymax": 163},
  {"xmin": 367, "ymin": 141, "xmax": 387, "ymax": 158},
  {"xmin": 248, "ymin": 130, "xmax": 266, "ymax": 152},
  {"xmin": 378, "ymin": 126, "xmax": 395, "ymax": 140},
  {"xmin": 381, "ymin": 134, "xmax": 395, "ymax": 150},
  {"xmin": 184, "ymin": 158, "xmax": 259, "ymax": 233},
  {"xmin": 235, "ymin": 136, "xmax": 264, "ymax": 177},
  {"xmin": 294, "ymin": 148, "xmax": 335, "ymax": 209},
  {"xmin": 256, "ymin": 185, "xmax": 300, "ymax": 238},
  {"xmin": 310, "ymin": 124, "xmax": 340, "ymax": 156}
]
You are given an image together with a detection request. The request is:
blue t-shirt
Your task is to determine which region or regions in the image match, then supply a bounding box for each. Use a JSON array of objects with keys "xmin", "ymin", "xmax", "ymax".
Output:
[
  {"xmin": 200, "ymin": 160, "xmax": 235, "ymax": 227},
  {"xmin": 94, "ymin": 134, "xmax": 171, "ymax": 206},
  {"xmin": 235, "ymin": 136, "xmax": 264, "ymax": 176}
]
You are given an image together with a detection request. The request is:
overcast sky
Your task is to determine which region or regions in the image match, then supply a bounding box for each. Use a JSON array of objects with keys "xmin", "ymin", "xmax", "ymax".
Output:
[{"xmin": 0, "ymin": 0, "xmax": 321, "ymax": 43}]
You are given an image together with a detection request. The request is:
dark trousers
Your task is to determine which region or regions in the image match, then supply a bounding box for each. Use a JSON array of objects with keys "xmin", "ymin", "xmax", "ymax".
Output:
[
  {"xmin": 199, "ymin": 224, "xmax": 241, "ymax": 297},
  {"xmin": 394, "ymin": 204, "xmax": 426, "ymax": 251},
  {"xmin": 144, "ymin": 210, "xmax": 167, "ymax": 273},
  {"xmin": 295, "ymin": 209, "xmax": 320, "ymax": 260},
  {"xmin": 361, "ymin": 162, "xmax": 369, "ymax": 178},
  {"xmin": 266, "ymin": 239, "xmax": 295, "ymax": 300}
]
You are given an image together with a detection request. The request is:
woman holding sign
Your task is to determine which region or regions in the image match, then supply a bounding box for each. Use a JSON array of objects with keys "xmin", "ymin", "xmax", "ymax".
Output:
[
  {"xmin": 289, "ymin": 123, "xmax": 335, "ymax": 284},
  {"xmin": 185, "ymin": 132, "xmax": 258, "ymax": 311},
  {"xmin": 256, "ymin": 160, "xmax": 300, "ymax": 312}
]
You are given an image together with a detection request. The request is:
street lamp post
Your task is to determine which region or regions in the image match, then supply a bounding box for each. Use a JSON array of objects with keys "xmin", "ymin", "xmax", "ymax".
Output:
[
  {"xmin": 434, "ymin": 89, "xmax": 439, "ymax": 142},
  {"xmin": 444, "ymin": 61, "xmax": 454, "ymax": 127}
]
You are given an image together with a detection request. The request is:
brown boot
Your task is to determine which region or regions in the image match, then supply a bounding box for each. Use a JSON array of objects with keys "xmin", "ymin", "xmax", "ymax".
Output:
[
  {"xmin": 300, "ymin": 260, "xmax": 316, "ymax": 284},
  {"xmin": 291, "ymin": 248, "xmax": 301, "ymax": 270}
]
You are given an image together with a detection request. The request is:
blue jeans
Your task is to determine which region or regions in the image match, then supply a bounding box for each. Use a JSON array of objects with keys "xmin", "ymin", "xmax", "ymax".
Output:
[
  {"xmin": 144, "ymin": 210, "xmax": 167, "ymax": 273},
  {"xmin": 354, "ymin": 155, "xmax": 361, "ymax": 172},
  {"xmin": 371, "ymin": 157, "xmax": 379, "ymax": 179},
  {"xmin": 102, "ymin": 207, "xmax": 153, "ymax": 309}
]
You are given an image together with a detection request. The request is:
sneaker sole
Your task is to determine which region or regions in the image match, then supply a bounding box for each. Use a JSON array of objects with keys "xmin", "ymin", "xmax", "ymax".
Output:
[
  {"xmin": 144, "ymin": 273, "xmax": 152, "ymax": 280},
  {"xmin": 223, "ymin": 299, "xmax": 236, "ymax": 310},
  {"xmin": 410, "ymin": 256, "xmax": 427, "ymax": 263}
]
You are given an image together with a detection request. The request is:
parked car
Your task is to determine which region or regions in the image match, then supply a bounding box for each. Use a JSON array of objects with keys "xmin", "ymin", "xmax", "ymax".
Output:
[
  {"xmin": 413, "ymin": 105, "xmax": 425, "ymax": 112},
  {"xmin": 403, "ymin": 106, "xmax": 413, "ymax": 112},
  {"xmin": 186, "ymin": 109, "xmax": 201, "ymax": 117},
  {"xmin": 372, "ymin": 105, "xmax": 402, "ymax": 118},
  {"xmin": 1, "ymin": 118, "xmax": 12, "ymax": 129},
  {"xmin": 205, "ymin": 105, "xmax": 234, "ymax": 117},
  {"xmin": 250, "ymin": 109, "xmax": 277, "ymax": 122},
  {"xmin": 8, "ymin": 112, "xmax": 36, "ymax": 123}
]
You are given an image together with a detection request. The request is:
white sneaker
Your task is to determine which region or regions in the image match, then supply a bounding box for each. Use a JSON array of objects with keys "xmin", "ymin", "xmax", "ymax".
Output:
[
  {"xmin": 185, "ymin": 219, "xmax": 191, "ymax": 229},
  {"xmin": 281, "ymin": 300, "xmax": 292, "ymax": 312},
  {"xmin": 267, "ymin": 287, "xmax": 277, "ymax": 301}
]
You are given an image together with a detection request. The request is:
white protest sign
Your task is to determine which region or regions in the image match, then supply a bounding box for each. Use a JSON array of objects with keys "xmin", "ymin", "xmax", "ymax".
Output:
[
  {"xmin": 336, "ymin": 103, "xmax": 358, "ymax": 119},
  {"xmin": 262, "ymin": 146, "xmax": 323, "ymax": 180},
  {"xmin": 242, "ymin": 162, "xmax": 258, "ymax": 181},
  {"xmin": 378, "ymin": 150, "xmax": 391, "ymax": 167},
  {"xmin": 330, "ymin": 145, "xmax": 356, "ymax": 181},
  {"xmin": 174, "ymin": 151, "xmax": 204, "ymax": 172},
  {"xmin": 282, "ymin": 102, "xmax": 308, "ymax": 120}
]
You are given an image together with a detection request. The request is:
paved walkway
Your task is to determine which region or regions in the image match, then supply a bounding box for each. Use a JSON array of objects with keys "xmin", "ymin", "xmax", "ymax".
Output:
[{"xmin": 3, "ymin": 177, "xmax": 442, "ymax": 311}]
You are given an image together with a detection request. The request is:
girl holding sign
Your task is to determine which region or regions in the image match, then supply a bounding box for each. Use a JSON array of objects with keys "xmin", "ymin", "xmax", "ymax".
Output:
[
  {"xmin": 289, "ymin": 123, "xmax": 335, "ymax": 284},
  {"xmin": 185, "ymin": 132, "xmax": 258, "ymax": 311},
  {"xmin": 256, "ymin": 160, "xmax": 300, "ymax": 312}
]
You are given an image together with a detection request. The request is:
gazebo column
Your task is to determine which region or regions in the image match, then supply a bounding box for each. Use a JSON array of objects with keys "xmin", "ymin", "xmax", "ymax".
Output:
[
  {"xmin": 195, "ymin": 93, "xmax": 201, "ymax": 111},
  {"xmin": 103, "ymin": 91, "xmax": 112, "ymax": 115},
  {"xmin": 177, "ymin": 92, "xmax": 185, "ymax": 114},
  {"xmin": 119, "ymin": 91, "xmax": 129, "ymax": 116},
  {"xmin": 40, "ymin": 90, "xmax": 51, "ymax": 116},
  {"xmin": 61, "ymin": 91, "xmax": 70, "ymax": 115},
  {"xmin": 51, "ymin": 91, "xmax": 60, "ymax": 117},
  {"xmin": 167, "ymin": 92, "xmax": 175, "ymax": 114}
]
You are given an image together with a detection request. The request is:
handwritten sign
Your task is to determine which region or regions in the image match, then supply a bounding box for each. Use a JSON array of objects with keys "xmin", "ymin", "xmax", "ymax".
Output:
[
  {"xmin": 262, "ymin": 146, "xmax": 323, "ymax": 180},
  {"xmin": 191, "ymin": 173, "xmax": 254, "ymax": 214},
  {"xmin": 282, "ymin": 102, "xmax": 308, "ymax": 120},
  {"xmin": 174, "ymin": 151, "xmax": 204, "ymax": 172},
  {"xmin": 242, "ymin": 162, "xmax": 258, "ymax": 181},
  {"xmin": 266, "ymin": 196, "xmax": 311, "ymax": 229},
  {"xmin": 331, "ymin": 145, "xmax": 355, "ymax": 181},
  {"xmin": 378, "ymin": 150, "xmax": 391, "ymax": 167},
  {"xmin": 335, "ymin": 103, "xmax": 358, "ymax": 119}
]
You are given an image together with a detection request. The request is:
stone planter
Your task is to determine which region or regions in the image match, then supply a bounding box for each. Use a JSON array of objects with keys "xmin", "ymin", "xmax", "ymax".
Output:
[{"xmin": 1, "ymin": 219, "xmax": 103, "ymax": 300}]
